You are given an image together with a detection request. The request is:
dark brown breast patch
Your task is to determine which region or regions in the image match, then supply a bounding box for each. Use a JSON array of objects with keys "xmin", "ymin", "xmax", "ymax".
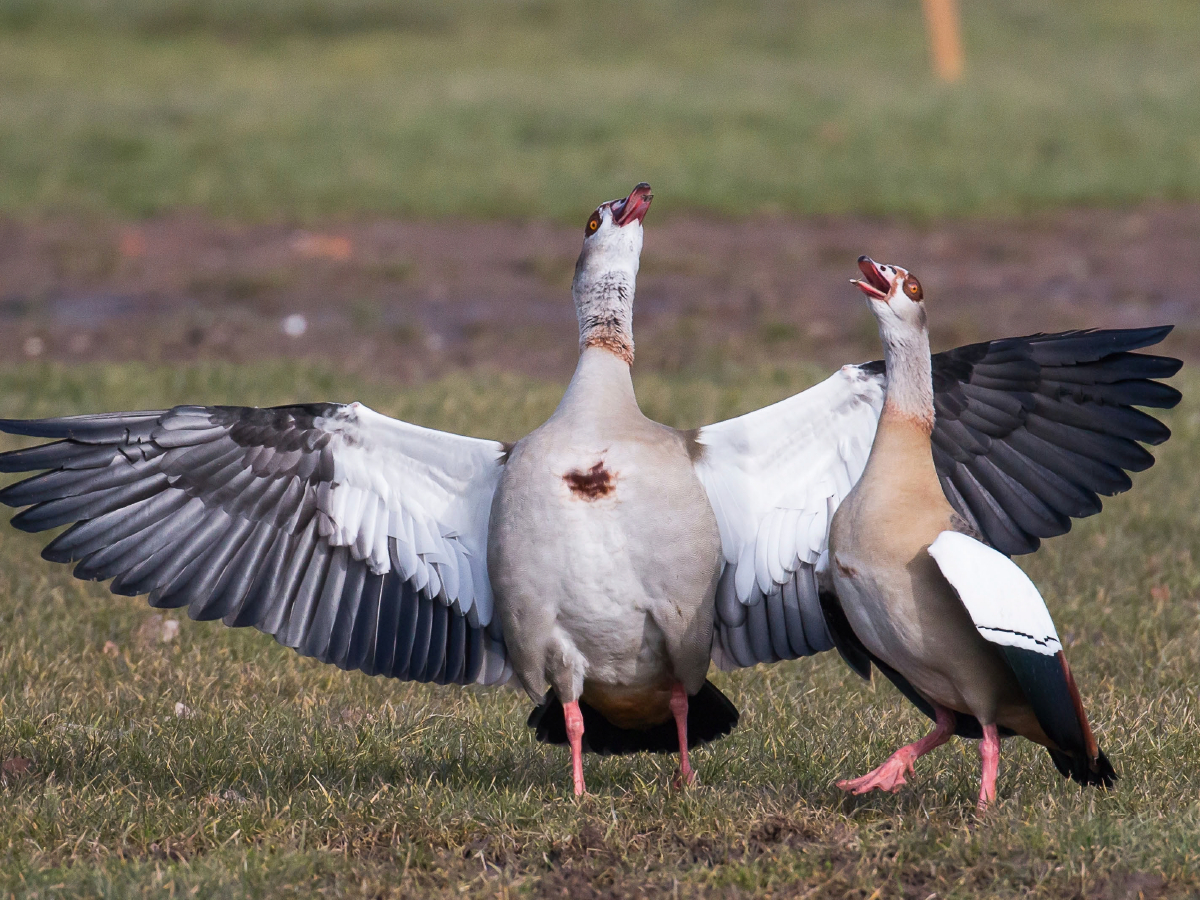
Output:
[{"xmin": 563, "ymin": 460, "xmax": 615, "ymax": 500}]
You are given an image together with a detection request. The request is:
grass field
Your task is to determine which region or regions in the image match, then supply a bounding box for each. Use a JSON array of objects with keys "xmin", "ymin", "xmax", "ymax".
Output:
[
  {"xmin": 1, "ymin": 0, "xmax": 1199, "ymax": 220},
  {"xmin": 0, "ymin": 360, "xmax": 1196, "ymax": 898}
]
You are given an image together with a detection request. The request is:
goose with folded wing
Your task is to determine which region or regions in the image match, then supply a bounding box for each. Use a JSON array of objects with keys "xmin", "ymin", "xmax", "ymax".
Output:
[{"xmin": 0, "ymin": 185, "xmax": 1180, "ymax": 796}]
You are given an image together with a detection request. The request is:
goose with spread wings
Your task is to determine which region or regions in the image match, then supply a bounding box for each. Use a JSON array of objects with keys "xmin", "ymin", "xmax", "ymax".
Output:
[
  {"xmin": 0, "ymin": 183, "xmax": 1181, "ymax": 796},
  {"xmin": 828, "ymin": 258, "xmax": 1117, "ymax": 809}
]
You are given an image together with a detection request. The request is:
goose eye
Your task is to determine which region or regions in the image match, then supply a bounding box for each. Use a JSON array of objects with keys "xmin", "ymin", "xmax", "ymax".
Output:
[
  {"xmin": 586, "ymin": 214, "xmax": 601, "ymax": 234},
  {"xmin": 904, "ymin": 275, "xmax": 923, "ymax": 300}
]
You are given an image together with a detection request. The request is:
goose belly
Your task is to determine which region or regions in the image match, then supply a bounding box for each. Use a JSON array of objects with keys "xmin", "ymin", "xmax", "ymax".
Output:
[
  {"xmin": 538, "ymin": 505, "xmax": 679, "ymax": 688},
  {"xmin": 831, "ymin": 549, "xmax": 1019, "ymax": 722}
]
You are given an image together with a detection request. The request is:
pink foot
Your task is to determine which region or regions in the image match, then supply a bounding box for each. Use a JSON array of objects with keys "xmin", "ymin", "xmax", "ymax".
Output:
[
  {"xmin": 670, "ymin": 683, "xmax": 697, "ymax": 788},
  {"xmin": 836, "ymin": 753, "xmax": 915, "ymax": 794},
  {"xmin": 563, "ymin": 699, "xmax": 587, "ymax": 797},
  {"xmin": 836, "ymin": 705, "xmax": 956, "ymax": 796},
  {"xmin": 977, "ymin": 723, "xmax": 1000, "ymax": 811}
]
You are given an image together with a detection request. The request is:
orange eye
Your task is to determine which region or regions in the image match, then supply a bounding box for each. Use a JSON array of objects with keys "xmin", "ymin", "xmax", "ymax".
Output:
[
  {"xmin": 586, "ymin": 214, "xmax": 601, "ymax": 234},
  {"xmin": 903, "ymin": 275, "xmax": 923, "ymax": 300}
]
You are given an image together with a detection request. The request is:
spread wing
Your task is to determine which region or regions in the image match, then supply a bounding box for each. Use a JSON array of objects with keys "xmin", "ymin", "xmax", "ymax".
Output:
[
  {"xmin": 920, "ymin": 326, "xmax": 1181, "ymax": 555},
  {"xmin": 695, "ymin": 327, "xmax": 1180, "ymax": 670},
  {"xmin": 0, "ymin": 402, "xmax": 511, "ymax": 686},
  {"xmin": 692, "ymin": 366, "xmax": 884, "ymax": 669}
]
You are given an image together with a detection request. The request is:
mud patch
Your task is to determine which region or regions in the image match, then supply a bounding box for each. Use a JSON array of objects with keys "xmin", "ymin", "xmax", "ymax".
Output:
[{"xmin": 0, "ymin": 205, "xmax": 1193, "ymax": 384}]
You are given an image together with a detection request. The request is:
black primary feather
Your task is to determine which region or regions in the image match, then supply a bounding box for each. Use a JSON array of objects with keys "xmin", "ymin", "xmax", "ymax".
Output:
[{"xmin": 865, "ymin": 327, "xmax": 1180, "ymax": 555}]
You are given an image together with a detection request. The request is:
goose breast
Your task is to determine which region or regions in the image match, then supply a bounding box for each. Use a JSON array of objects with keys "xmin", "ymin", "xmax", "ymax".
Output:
[{"xmin": 488, "ymin": 414, "xmax": 721, "ymax": 706}]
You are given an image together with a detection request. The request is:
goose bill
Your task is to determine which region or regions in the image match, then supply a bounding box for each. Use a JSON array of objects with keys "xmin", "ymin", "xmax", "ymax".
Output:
[
  {"xmin": 611, "ymin": 183, "xmax": 654, "ymax": 226},
  {"xmin": 852, "ymin": 256, "xmax": 891, "ymax": 299}
]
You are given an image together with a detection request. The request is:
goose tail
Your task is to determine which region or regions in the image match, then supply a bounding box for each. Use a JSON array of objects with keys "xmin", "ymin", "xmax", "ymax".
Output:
[{"xmin": 527, "ymin": 680, "xmax": 739, "ymax": 755}]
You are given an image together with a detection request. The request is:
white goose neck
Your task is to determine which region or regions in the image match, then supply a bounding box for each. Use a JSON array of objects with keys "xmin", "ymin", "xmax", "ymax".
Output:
[
  {"xmin": 575, "ymin": 271, "xmax": 635, "ymax": 364},
  {"xmin": 572, "ymin": 225, "xmax": 640, "ymax": 365},
  {"xmin": 555, "ymin": 346, "xmax": 639, "ymax": 418},
  {"xmin": 879, "ymin": 319, "xmax": 935, "ymax": 432}
]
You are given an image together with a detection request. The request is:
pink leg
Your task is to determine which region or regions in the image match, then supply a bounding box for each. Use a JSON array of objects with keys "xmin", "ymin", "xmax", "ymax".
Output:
[
  {"xmin": 978, "ymin": 723, "xmax": 1000, "ymax": 811},
  {"xmin": 563, "ymin": 700, "xmax": 586, "ymax": 797},
  {"xmin": 670, "ymin": 684, "xmax": 695, "ymax": 788},
  {"xmin": 837, "ymin": 705, "xmax": 956, "ymax": 795}
]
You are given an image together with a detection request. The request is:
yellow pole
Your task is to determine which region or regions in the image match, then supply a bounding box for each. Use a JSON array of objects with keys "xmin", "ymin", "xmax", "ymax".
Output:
[{"xmin": 922, "ymin": 0, "xmax": 964, "ymax": 81}]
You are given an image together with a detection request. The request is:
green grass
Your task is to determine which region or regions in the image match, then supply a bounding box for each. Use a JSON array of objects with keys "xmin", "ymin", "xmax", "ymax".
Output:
[
  {"xmin": 1, "ymin": 0, "xmax": 1199, "ymax": 221},
  {"xmin": 0, "ymin": 359, "xmax": 1197, "ymax": 898}
]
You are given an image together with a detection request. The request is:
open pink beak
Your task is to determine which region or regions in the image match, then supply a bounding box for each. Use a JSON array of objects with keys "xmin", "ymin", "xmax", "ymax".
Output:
[
  {"xmin": 851, "ymin": 255, "xmax": 891, "ymax": 300},
  {"xmin": 611, "ymin": 183, "xmax": 653, "ymax": 226}
]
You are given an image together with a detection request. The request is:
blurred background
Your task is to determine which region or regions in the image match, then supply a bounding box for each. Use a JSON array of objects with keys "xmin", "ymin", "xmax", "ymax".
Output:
[{"xmin": 0, "ymin": 0, "xmax": 1197, "ymax": 391}]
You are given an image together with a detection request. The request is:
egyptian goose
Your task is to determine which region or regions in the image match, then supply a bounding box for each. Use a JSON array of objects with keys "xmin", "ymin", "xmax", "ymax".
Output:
[
  {"xmin": 491, "ymin": 183, "xmax": 731, "ymax": 794},
  {"xmin": 827, "ymin": 257, "xmax": 1117, "ymax": 809},
  {"xmin": 0, "ymin": 187, "xmax": 1180, "ymax": 797}
]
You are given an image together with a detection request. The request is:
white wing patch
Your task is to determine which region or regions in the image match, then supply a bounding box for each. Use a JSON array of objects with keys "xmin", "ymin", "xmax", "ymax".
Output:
[
  {"xmin": 315, "ymin": 403, "xmax": 504, "ymax": 628},
  {"xmin": 927, "ymin": 531, "xmax": 1062, "ymax": 656},
  {"xmin": 693, "ymin": 365, "xmax": 885, "ymax": 666}
]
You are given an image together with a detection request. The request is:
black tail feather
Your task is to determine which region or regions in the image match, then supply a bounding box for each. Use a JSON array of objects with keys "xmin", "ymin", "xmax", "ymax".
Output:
[
  {"xmin": 997, "ymin": 647, "xmax": 1117, "ymax": 789},
  {"xmin": 1048, "ymin": 746, "xmax": 1118, "ymax": 788},
  {"xmin": 527, "ymin": 680, "xmax": 739, "ymax": 756}
]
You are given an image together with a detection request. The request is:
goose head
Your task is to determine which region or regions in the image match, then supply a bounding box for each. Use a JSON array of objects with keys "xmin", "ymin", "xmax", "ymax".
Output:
[
  {"xmin": 851, "ymin": 255, "xmax": 927, "ymax": 338},
  {"xmin": 851, "ymin": 255, "xmax": 933, "ymax": 424},
  {"xmin": 572, "ymin": 182, "xmax": 653, "ymax": 364}
]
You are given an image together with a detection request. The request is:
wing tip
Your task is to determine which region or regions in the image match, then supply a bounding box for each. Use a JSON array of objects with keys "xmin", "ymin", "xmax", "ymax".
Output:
[
  {"xmin": 9, "ymin": 508, "xmax": 47, "ymax": 533},
  {"xmin": 0, "ymin": 411, "xmax": 170, "ymax": 439},
  {"xmin": 1152, "ymin": 382, "xmax": 1184, "ymax": 411},
  {"xmin": 0, "ymin": 418, "xmax": 60, "ymax": 439}
]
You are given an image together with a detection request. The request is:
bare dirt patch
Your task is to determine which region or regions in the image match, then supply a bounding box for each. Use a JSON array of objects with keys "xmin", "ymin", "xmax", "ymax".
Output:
[{"xmin": 0, "ymin": 206, "xmax": 1195, "ymax": 387}]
